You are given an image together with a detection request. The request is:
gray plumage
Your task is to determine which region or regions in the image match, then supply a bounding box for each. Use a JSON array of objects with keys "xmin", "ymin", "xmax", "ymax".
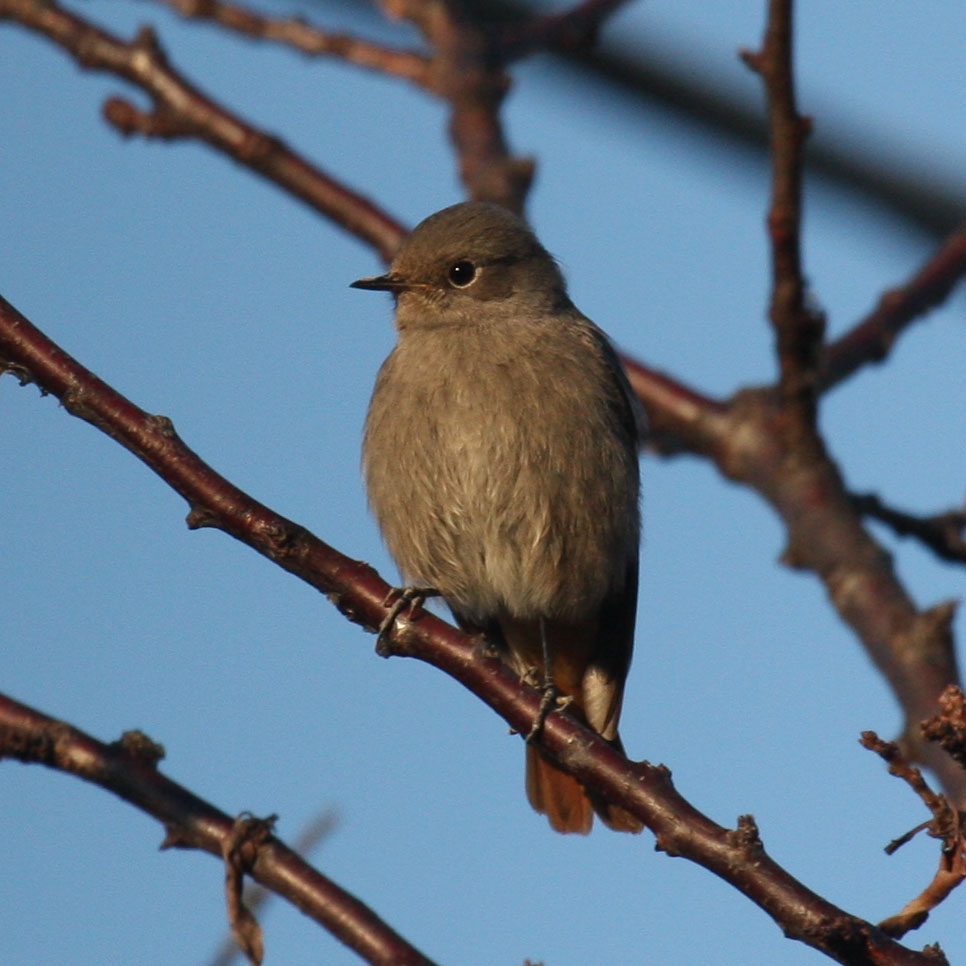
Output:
[{"xmin": 355, "ymin": 202, "xmax": 643, "ymax": 833}]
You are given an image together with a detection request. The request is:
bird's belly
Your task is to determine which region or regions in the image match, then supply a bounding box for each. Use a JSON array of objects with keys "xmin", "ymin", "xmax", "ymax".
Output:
[{"xmin": 369, "ymin": 417, "xmax": 622, "ymax": 624}]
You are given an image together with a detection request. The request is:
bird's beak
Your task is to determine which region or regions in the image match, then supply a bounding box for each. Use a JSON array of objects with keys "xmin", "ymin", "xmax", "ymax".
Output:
[{"xmin": 350, "ymin": 272, "xmax": 408, "ymax": 292}]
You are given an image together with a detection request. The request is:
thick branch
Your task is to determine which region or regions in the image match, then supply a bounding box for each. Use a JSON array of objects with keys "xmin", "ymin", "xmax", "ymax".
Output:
[
  {"xmin": 707, "ymin": 386, "xmax": 964, "ymax": 797},
  {"xmin": 0, "ymin": 0, "xmax": 406, "ymax": 262},
  {"xmin": 0, "ymin": 293, "xmax": 948, "ymax": 965},
  {"xmin": 619, "ymin": 354, "xmax": 729, "ymax": 457},
  {"xmin": 742, "ymin": 0, "xmax": 824, "ymax": 421},
  {"xmin": 0, "ymin": 694, "xmax": 435, "ymax": 966},
  {"xmin": 596, "ymin": 343, "xmax": 966, "ymax": 800},
  {"xmin": 821, "ymin": 227, "xmax": 966, "ymax": 392}
]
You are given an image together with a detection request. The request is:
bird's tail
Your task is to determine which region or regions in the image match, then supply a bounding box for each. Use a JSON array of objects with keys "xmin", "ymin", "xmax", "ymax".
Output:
[{"xmin": 525, "ymin": 742, "xmax": 643, "ymax": 834}]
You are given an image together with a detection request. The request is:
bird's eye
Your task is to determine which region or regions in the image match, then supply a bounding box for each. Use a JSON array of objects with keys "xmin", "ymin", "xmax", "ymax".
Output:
[{"xmin": 447, "ymin": 260, "xmax": 478, "ymax": 288}]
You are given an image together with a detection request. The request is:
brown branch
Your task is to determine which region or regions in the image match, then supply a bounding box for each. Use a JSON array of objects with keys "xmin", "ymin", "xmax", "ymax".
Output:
[
  {"xmin": 619, "ymin": 353, "xmax": 730, "ymax": 457},
  {"xmin": 382, "ymin": 0, "xmax": 533, "ymax": 211},
  {"xmin": 148, "ymin": 0, "xmax": 431, "ymax": 86},
  {"xmin": 742, "ymin": 0, "xmax": 825, "ymax": 422},
  {"xmin": 499, "ymin": 0, "xmax": 631, "ymax": 60},
  {"xmin": 207, "ymin": 811, "xmax": 338, "ymax": 966},
  {"xmin": 717, "ymin": 0, "xmax": 966, "ymax": 799},
  {"xmin": 821, "ymin": 226, "xmax": 966, "ymax": 392},
  {"xmin": 0, "ymin": 291, "xmax": 952, "ymax": 966},
  {"xmin": 617, "ymin": 343, "xmax": 965, "ymax": 801},
  {"xmin": 475, "ymin": 0, "xmax": 966, "ymax": 241},
  {"xmin": 609, "ymin": 342, "xmax": 966, "ymax": 804},
  {"xmin": 922, "ymin": 687, "xmax": 966, "ymax": 774},
  {"xmin": 707, "ymin": 384, "xmax": 964, "ymax": 798},
  {"xmin": 0, "ymin": 0, "xmax": 406, "ymax": 262},
  {"xmin": 852, "ymin": 493, "xmax": 966, "ymax": 565},
  {"xmin": 0, "ymin": 694, "xmax": 436, "ymax": 966},
  {"xmin": 860, "ymin": 732, "xmax": 966, "ymax": 940}
]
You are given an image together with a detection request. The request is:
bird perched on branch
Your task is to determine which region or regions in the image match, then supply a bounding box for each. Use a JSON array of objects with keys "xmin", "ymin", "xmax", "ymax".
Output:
[{"xmin": 354, "ymin": 201, "xmax": 644, "ymax": 834}]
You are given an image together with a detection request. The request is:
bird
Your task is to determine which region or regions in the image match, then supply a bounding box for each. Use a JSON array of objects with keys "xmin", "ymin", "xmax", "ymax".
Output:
[{"xmin": 353, "ymin": 201, "xmax": 644, "ymax": 833}]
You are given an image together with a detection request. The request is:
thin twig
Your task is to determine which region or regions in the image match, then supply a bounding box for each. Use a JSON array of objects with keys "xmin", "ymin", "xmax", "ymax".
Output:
[
  {"xmin": 860, "ymin": 732, "xmax": 966, "ymax": 939},
  {"xmin": 149, "ymin": 0, "xmax": 431, "ymax": 85},
  {"xmin": 852, "ymin": 493, "xmax": 966, "ymax": 565},
  {"xmin": 821, "ymin": 227, "xmax": 966, "ymax": 392},
  {"xmin": 742, "ymin": 0, "xmax": 825, "ymax": 421},
  {"xmin": 207, "ymin": 811, "xmax": 338, "ymax": 966}
]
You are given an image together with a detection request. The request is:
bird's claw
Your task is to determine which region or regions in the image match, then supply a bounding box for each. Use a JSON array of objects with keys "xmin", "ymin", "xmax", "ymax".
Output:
[
  {"xmin": 376, "ymin": 585, "xmax": 440, "ymax": 656},
  {"xmin": 525, "ymin": 683, "xmax": 573, "ymax": 743}
]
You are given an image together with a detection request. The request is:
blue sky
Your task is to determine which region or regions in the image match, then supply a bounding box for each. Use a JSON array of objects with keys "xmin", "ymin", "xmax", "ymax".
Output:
[{"xmin": 3, "ymin": 1, "xmax": 966, "ymax": 964}]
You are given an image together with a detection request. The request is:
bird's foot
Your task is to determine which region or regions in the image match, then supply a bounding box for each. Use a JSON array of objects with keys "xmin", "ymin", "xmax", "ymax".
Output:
[
  {"xmin": 376, "ymin": 585, "xmax": 440, "ymax": 657},
  {"xmin": 525, "ymin": 681, "xmax": 574, "ymax": 743}
]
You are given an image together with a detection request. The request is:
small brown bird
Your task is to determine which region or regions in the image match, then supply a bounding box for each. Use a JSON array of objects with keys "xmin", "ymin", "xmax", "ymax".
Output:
[{"xmin": 354, "ymin": 202, "xmax": 643, "ymax": 833}]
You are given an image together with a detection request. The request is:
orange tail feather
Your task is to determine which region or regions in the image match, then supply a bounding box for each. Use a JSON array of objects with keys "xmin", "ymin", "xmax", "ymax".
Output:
[{"xmin": 525, "ymin": 742, "xmax": 644, "ymax": 834}]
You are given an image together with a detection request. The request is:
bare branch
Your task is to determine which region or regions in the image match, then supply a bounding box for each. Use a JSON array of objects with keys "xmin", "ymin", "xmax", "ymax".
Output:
[
  {"xmin": 922, "ymin": 686, "xmax": 966, "ymax": 774},
  {"xmin": 821, "ymin": 227, "xmax": 966, "ymax": 392},
  {"xmin": 861, "ymin": 732, "xmax": 966, "ymax": 940},
  {"xmin": 619, "ymin": 353, "xmax": 730, "ymax": 457},
  {"xmin": 207, "ymin": 811, "xmax": 338, "ymax": 966},
  {"xmin": 0, "ymin": 0, "xmax": 406, "ymax": 262},
  {"xmin": 382, "ymin": 0, "xmax": 533, "ymax": 211},
  {"xmin": 852, "ymin": 493, "xmax": 966, "ymax": 565},
  {"xmin": 0, "ymin": 694, "xmax": 436, "ymax": 966},
  {"xmin": 499, "ymin": 0, "xmax": 631, "ymax": 60},
  {"xmin": 148, "ymin": 0, "xmax": 431, "ymax": 85},
  {"xmin": 709, "ymin": 385, "xmax": 964, "ymax": 797},
  {"xmin": 480, "ymin": 0, "xmax": 966, "ymax": 241},
  {"xmin": 742, "ymin": 0, "xmax": 825, "ymax": 422},
  {"xmin": 619, "ymin": 332, "xmax": 966, "ymax": 799},
  {"xmin": 0, "ymin": 291, "xmax": 952, "ymax": 966}
]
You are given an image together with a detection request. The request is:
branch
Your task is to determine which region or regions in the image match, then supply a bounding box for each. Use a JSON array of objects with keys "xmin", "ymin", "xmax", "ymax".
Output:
[
  {"xmin": 588, "ymin": 340, "xmax": 965, "ymax": 804},
  {"xmin": 147, "ymin": 0, "xmax": 432, "ymax": 86},
  {"xmin": 741, "ymin": 0, "xmax": 825, "ymax": 422},
  {"xmin": 381, "ymin": 0, "xmax": 533, "ymax": 212},
  {"xmin": 0, "ymin": 693, "xmax": 435, "ymax": 966},
  {"xmin": 861, "ymin": 732, "xmax": 966, "ymax": 940},
  {"xmin": 821, "ymin": 226, "xmax": 966, "ymax": 392},
  {"xmin": 706, "ymin": 385, "xmax": 964, "ymax": 797},
  {"xmin": 499, "ymin": 0, "xmax": 631, "ymax": 60},
  {"xmin": 0, "ymin": 0, "xmax": 406, "ymax": 262},
  {"xmin": 0, "ymin": 292, "xmax": 951, "ymax": 966},
  {"xmin": 478, "ymin": 0, "xmax": 966, "ymax": 241},
  {"xmin": 922, "ymin": 686, "xmax": 966, "ymax": 773},
  {"xmin": 852, "ymin": 493, "xmax": 966, "ymax": 566},
  {"xmin": 619, "ymin": 353, "xmax": 730, "ymax": 457},
  {"xmin": 206, "ymin": 811, "xmax": 338, "ymax": 966},
  {"xmin": 721, "ymin": 0, "xmax": 966, "ymax": 798},
  {"xmin": 616, "ymin": 342, "xmax": 964, "ymax": 801}
]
